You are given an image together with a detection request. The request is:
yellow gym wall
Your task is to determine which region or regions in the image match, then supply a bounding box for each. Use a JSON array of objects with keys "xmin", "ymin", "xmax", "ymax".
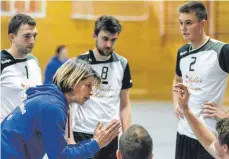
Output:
[{"xmin": 1, "ymin": 1, "xmax": 229, "ymax": 105}]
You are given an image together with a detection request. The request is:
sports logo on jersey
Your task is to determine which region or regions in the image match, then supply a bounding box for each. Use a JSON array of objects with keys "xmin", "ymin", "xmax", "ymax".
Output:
[
  {"xmin": 180, "ymin": 51, "xmax": 187, "ymax": 56},
  {"xmin": 1, "ymin": 59, "xmax": 11, "ymax": 64},
  {"xmin": 20, "ymin": 83, "xmax": 28, "ymax": 101}
]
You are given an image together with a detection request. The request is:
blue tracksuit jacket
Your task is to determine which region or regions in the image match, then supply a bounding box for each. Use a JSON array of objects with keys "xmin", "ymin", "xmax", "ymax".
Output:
[{"xmin": 1, "ymin": 84, "xmax": 100, "ymax": 159}]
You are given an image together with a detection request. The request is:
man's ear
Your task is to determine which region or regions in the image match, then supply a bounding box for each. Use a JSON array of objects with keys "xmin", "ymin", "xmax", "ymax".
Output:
[
  {"xmin": 202, "ymin": 19, "xmax": 207, "ymax": 28},
  {"xmin": 222, "ymin": 144, "xmax": 228, "ymax": 153},
  {"xmin": 116, "ymin": 149, "xmax": 122, "ymax": 159},
  {"xmin": 92, "ymin": 33, "xmax": 96, "ymax": 39},
  {"xmin": 8, "ymin": 33, "xmax": 15, "ymax": 42}
]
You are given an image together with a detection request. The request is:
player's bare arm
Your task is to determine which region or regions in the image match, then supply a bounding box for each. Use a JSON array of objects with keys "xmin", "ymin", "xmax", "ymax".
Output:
[
  {"xmin": 120, "ymin": 89, "xmax": 131, "ymax": 132},
  {"xmin": 172, "ymin": 74, "xmax": 184, "ymax": 119},
  {"xmin": 174, "ymin": 83, "xmax": 219, "ymax": 158}
]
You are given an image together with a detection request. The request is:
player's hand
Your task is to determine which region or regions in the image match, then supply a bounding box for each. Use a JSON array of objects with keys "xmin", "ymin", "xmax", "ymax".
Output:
[
  {"xmin": 173, "ymin": 83, "xmax": 190, "ymax": 113},
  {"xmin": 174, "ymin": 106, "xmax": 184, "ymax": 119},
  {"xmin": 201, "ymin": 102, "xmax": 229, "ymax": 120},
  {"xmin": 93, "ymin": 119, "xmax": 121, "ymax": 148}
]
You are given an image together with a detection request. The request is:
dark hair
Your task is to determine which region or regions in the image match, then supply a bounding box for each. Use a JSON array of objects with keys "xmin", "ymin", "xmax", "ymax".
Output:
[
  {"xmin": 216, "ymin": 118, "xmax": 229, "ymax": 148},
  {"xmin": 178, "ymin": 1, "xmax": 208, "ymax": 21},
  {"xmin": 94, "ymin": 15, "xmax": 122, "ymax": 36},
  {"xmin": 119, "ymin": 124, "xmax": 153, "ymax": 159},
  {"xmin": 8, "ymin": 14, "xmax": 36, "ymax": 35},
  {"xmin": 55, "ymin": 45, "xmax": 66, "ymax": 56}
]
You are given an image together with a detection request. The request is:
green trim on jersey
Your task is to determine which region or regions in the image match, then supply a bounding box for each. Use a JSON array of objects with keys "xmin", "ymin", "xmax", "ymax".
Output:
[{"xmin": 27, "ymin": 53, "xmax": 40, "ymax": 66}]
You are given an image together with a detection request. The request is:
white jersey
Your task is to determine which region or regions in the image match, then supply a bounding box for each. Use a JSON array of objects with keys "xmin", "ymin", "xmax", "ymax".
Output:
[
  {"xmin": 176, "ymin": 38, "xmax": 229, "ymax": 139},
  {"xmin": 72, "ymin": 50, "xmax": 132, "ymax": 134},
  {"xmin": 1, "ymin": 50, "xmax": 42, "ymax": 120}
]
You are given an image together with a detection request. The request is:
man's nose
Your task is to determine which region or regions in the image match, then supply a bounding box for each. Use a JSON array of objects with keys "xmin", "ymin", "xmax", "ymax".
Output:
[
  {"xmin": 181, "ymin": 24, "xmax": 187, "ymax": 32},
  {"xmin": 30, "ymin": 36, "xmax": 36, "ymax": 44},
  {"xmin": 89, "ymin": 89, "xmax": 93, "ymax": 96},
  {"xmin": 106, "ymin": 41, "xmax": 113, "ymax": 48}
]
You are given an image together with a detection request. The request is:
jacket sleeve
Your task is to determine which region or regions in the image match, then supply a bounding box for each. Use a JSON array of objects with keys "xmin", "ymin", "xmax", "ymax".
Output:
[{"xmin": 40, "ymin": 104, "xmax": 100, "ymax": 159}]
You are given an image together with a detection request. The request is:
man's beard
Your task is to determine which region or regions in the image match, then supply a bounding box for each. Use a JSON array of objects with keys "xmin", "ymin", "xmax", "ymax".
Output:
[
  {"xmin": 97, "ymin": 48, "xmax": 112, "ymax": 56},
  {"xmin": 96, "ymin": 43, "xmax": 113, "ymax": 56},
  {"xmin": 18, "ymin": 46, "xmax": 31, "ymax": 55}
]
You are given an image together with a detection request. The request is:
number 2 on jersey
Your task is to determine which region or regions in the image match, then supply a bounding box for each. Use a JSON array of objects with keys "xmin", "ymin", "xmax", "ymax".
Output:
[{"xmin": 189, "ymin": 57, "xmax": 197, "ymax": 71}]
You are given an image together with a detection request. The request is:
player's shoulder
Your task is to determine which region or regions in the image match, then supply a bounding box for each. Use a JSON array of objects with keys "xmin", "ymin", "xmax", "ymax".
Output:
[
  {"xmin": 208, "ymin": 38, "xmax": 226, "ymax": 45},
  {"xmin": 211, "ymin": 39, "xmax": 229, "ymax": 51},
  {"xmin": 77, "ymin": 51, "xmax": 90, "ymax": 61},
  {"xmin": 26, "ymin": 53, "xmax": 40, "ymax": 65},
  {"xmin": 112, "ymin": 52, "xmax": 129, "ymax": 69},
  {"xmin": 177, "ymin": 44, "xmax": 190, "ymax": 54},
  {"xmin": 208, "ymin": 38, "xmax": 226, "ymax": 47},
  {"xmin": 1, "ymin": 50, "xmax": 14, "ymax": 60},
  {"xmin": 206, "ymin": 38, "xmax": 227, "ymax": 54},
  {"xmin": 112, "ymin": 52, "xmax": 128, "ymax": 63},
  {"xmin": 1, "ymin": 50, "xmax": 15, "ymax": 73}
]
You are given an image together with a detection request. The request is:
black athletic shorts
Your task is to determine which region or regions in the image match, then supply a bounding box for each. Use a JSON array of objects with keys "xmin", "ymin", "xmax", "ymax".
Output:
[
  {"xmin": 73, "ymin": 131, "xmax": 118, "ymax": 159},
  {"xmin": 175, "ymin": 132, "xmax": 214, "ymax": 159}
]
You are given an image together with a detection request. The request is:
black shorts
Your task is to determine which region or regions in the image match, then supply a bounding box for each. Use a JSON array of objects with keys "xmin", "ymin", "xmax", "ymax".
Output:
[
  {"xmin": 175, "ymin": 132, "xmax": 214, "ymax": 159},
  {"xmin": 73, "ymin": 131, "xmax": 118, "ymax": 159}
]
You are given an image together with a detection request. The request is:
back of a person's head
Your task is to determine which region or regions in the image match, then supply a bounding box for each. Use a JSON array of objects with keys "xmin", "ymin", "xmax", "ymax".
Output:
[
  {"xmin": 216, "ymin": 118, "xmax": 229, "ymax": 151},
  {"xmin": 119, "ymin": 124, "xmax": 153, "ymax": 159}
]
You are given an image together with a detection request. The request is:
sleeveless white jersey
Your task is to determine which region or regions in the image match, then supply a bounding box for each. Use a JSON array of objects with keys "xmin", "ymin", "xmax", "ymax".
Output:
[
  {"xmin": 1, "ymin": 50, "xmax": 42, "ymax": 120},
  {"xmin": 72, "ymin": 50, "xmax": 133, "ymax": 134},
  {"xmin": 176, "ymin": 38, "xmax": 229, "ymax": 139}
]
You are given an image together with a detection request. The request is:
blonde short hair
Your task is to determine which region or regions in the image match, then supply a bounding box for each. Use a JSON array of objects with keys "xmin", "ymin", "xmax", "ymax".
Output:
[{"xmin": 53, "ymin": 58, "xmax": 101, "ymax": 92}]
